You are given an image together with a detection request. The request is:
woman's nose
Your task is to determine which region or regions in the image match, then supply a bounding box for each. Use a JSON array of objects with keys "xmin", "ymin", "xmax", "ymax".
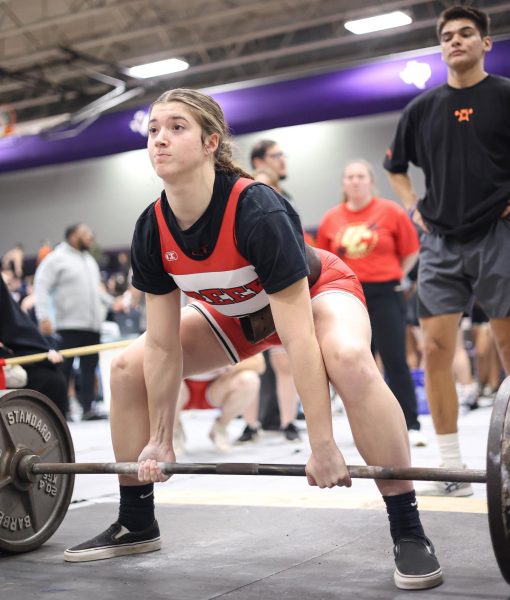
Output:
[{"xmin": 155, "ymin": 129, "xmax": 168, "ymax": 145}]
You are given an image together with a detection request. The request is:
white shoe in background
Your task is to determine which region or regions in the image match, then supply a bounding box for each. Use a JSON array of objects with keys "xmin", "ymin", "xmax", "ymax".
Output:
[
  {"xmin": 416, "ymin": 480, "xmax": 473, "ymax": 497},
  {"xmin": 408, "ymin": 429, "xmax": 428, "ymax": 447}
]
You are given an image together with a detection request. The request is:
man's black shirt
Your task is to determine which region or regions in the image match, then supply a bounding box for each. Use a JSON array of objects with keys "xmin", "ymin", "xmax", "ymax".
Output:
[{"xmin": 384, "ymin": 75, "xmax": 510, "ymax": 240}]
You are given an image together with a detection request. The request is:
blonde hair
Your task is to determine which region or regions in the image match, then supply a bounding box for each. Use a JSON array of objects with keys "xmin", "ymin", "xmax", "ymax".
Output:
[
  {"xmin": 340, "ymin": 158, "xmax": 377, "ymax": 203},
  {"xmin": 150, "ymin": 88, "xmax": 252, "ymax": 179}
]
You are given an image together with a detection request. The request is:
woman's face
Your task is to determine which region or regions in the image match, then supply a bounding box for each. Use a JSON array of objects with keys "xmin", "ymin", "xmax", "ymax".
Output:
[
  {"xmin": 147, "ymin": 101, "xmax": 216, "ymax": 181},
  {"xmin": 342, "ymin": 162, "xmax": 373, "ymax": 200}
]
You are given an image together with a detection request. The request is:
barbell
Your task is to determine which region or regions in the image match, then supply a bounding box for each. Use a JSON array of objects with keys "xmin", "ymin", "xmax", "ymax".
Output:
[
  {"xmin": 2, "ymin": 339, "xmax": 133, "ymax": 366},
  {"xmin": 0, "ymin": 377, "xmax": 508, "ymax": 585}
]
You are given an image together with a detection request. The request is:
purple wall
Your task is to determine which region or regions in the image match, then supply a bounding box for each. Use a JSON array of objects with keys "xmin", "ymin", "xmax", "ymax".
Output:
[{"xmin": 1, "ymin": 39, "xmax": 509, "ymax": 174}]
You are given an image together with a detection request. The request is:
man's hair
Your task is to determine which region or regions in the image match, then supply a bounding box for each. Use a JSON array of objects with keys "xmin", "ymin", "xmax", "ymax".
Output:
[
  {"xmin": 250, "ymin": 140, "xmax": 277, "ymax": 168},
  {"xmin": 437, "ymin": 5, "xmax": 490, "ymax": 39},
  {"xmin": 64, "ymin": 224, "xmax": 82, "ymax": 240}
]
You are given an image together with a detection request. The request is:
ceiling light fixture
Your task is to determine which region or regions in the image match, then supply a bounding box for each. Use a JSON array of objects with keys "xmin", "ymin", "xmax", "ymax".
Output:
[
  {"xmin": 344, "ymin": 11, "xmax": 412, "ymax": 35},
  {"xmin": 128, "ymin": 58, "xmax": 189, "ymax": 79}
]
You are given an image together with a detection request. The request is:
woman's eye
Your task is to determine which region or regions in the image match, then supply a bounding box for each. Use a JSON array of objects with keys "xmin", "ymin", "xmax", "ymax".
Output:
[{"xmin": 148, "ymin": 127, "xmax": 158, "ymax": 134}]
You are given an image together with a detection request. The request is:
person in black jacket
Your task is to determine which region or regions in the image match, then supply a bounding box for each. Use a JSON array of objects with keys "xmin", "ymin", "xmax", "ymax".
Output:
[{"xmin": 0, "ymin": 273, "xmax": 68, "ymax": 418}]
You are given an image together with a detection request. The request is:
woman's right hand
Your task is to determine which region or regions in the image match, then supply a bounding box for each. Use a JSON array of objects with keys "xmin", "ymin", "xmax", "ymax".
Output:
[
  {"xmin": 305, "ymin": 442, "xmax": 352, "ymax": 489},
  {"xmin": 137, "ymin": 442, "xmax": 176, "ymax": 483}
]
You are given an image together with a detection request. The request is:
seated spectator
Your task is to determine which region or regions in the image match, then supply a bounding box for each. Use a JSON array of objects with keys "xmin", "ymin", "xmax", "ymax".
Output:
[{"xmin": 173, "ymin": 353, "xmax": 265, "ymax": 453}]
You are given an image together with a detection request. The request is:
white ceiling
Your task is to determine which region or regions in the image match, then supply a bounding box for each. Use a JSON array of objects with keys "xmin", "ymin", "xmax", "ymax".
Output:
[{"xmin": 1, "ymin": 0, "xmax": 510, "ymax": 126}]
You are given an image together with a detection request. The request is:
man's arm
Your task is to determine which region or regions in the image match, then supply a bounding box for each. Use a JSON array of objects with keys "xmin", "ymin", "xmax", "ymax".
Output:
[
  {"xmin": 387, "ymin": 172, "xmax": 428, "ymax": 232},
  {"xmin": 386, "ymin": 172, "xmax": 417, "ymax": 211},
  {"xmin": 33, "ymin": 256, "xmax": 57, "ymax": 335}
]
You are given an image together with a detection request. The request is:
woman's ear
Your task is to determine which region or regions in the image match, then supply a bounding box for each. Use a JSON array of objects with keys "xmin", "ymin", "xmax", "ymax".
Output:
[{"xmin": 204, "ymin": 132, "xmax": 220, "ymax": 155}]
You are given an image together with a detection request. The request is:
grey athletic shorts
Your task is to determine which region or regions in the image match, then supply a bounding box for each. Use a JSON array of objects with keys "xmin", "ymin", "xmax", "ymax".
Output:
[{"xmin": 418, "ymin": 217, "xmax": 510, "ymax": 319}]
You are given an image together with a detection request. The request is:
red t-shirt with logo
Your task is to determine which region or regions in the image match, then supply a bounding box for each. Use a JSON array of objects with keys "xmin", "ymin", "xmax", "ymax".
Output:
[{"xmin": 316, "ymin": 197, "xmax": 419, "ymax": 283}]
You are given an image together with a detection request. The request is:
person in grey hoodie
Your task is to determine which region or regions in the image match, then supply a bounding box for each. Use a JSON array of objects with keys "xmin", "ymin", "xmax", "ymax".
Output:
[{"xmin": 34, "ymin": 223, "xmax": 113, "ymax": 420}]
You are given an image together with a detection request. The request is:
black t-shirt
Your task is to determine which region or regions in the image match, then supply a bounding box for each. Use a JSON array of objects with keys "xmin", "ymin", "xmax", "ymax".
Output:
[
  {"xmin": 0, "ymin": 277, "xmax": 53, "ymax": 360},
  {"xmin": 384, "ymin": 75, "xmax": 510, "ymax": 240},
  {"xmin": 131, "ymin": 171, "xmax": 309, "ymax": 296}
]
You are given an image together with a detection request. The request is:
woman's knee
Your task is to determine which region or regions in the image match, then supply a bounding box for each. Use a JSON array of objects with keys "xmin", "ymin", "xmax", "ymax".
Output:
[
  {"xmin": 110, "ymin": 350, "xmax": 144, "ymax": 396},
  {"xmin": 324, "ymin": 338, "xmax": 378, "ymax": 388}
]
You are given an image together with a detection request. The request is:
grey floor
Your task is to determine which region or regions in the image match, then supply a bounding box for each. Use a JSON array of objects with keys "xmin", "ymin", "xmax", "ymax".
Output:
[{"xmin": 2, "ymin": 400, "xmax": 509, "ymax": 599}]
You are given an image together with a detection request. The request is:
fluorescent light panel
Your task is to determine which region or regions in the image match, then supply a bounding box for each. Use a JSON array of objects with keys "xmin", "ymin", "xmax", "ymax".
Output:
[
  {"xmin": 345, "ymin": 11, "xmax": 412, "ymax": 35},
  {"xmin": 128, "ymin": 58, "xmax": 189, "ymax": 79}
]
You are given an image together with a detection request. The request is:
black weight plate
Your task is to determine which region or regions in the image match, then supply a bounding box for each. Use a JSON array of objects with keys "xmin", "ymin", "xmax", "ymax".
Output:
[
  {"xmin": 486, "ymin": 376, "xmax": 510, "ymax": 584},
  {"xmin": 0, "ymin": 389, "xmax": 75, "ymax": 553}
]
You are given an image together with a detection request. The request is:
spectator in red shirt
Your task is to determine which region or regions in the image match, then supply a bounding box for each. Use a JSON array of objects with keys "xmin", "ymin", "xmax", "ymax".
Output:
[{"xmin": 316, "ymin": 159, "xmax": 425, "ymax": 446}]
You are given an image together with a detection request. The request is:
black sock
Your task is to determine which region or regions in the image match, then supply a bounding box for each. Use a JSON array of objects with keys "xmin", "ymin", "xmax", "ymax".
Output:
[
  {"xmin": 383, "ymin": 490, "xmax": 425, "ymax": 544},
  {"xmin": 118, "ymin": 484, "xmax": 155, "ymax": 531}
]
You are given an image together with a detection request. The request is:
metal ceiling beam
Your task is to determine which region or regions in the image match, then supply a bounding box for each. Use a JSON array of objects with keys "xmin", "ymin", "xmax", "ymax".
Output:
[
  {"xmin": 0, "ymin": 0, "xmax": 301, "ymax": 67},
  {"xmin": 0, "ymin": 0, "xmax": 430, "ymax": 94},
  {"xmin": 0, "ymin": 0, "xmax": 147, "ymax": 41}
]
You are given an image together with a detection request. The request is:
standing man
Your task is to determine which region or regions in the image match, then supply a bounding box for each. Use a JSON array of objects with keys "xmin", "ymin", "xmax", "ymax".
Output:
[
  {"xmin": 248, "ymin": 140, "xmax": 302, "ymax": 440},
  {"xmin": 34, "ymin": 224, "xmax": 114, "ymax": 420},
  {"xmin": 250, "ymin": 139, "xmax": 289, "ymax": 196},
  {"xmin": 384, "ymin": 5, "xmax": 510, "ymax": 496}
]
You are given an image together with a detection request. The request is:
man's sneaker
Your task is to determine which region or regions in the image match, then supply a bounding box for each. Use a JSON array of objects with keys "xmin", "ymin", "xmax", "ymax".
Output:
[
  {"xmin": 236, "ymin": 425, "xmax": 259, "ymax": 444},
  {"xmin": 456, "ymin": 382, "xmax": 479, "ymax": 412},
  {"xmin": 209, "ymin": 420, "xmax": 232, "ymax": 453},
  {"xmin": 408, "ymin": 428, "xmax": 428, "ymax": 447},
  {"xmin": 64, "ymin": 521, "xmax": 161, "ymax": 563},
  {"xmin": 394, "ymin": 536, "xmax": 443, "ymax": 590},
  {"xmin": 282, "ymin": 422, "xmax": 301, "ymax": 441},
  {"xmin": 416, "ymin": 480, "xmax": 473, "ymax": 497}
]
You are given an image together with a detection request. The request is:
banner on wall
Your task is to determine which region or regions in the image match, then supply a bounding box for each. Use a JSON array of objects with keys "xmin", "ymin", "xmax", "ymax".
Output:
[{"xmin": 1, "ymin": 38, "xmax": 509, "ymax": 174}]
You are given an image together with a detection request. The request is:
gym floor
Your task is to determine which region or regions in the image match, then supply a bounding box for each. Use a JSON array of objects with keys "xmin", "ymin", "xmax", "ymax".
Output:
[{"xmin": 2, "ymin": 402, "xmax": 508, "ymax": 599}]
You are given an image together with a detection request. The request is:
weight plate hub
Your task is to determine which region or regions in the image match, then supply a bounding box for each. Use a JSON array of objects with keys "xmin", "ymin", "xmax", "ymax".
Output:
[
  {"xmin": 486, "ymin": 376, "xmax": 510, "ymax": 584},
  {"xmin": 0, "ymin": 389, "xmax": 74, "ymax": 553}
]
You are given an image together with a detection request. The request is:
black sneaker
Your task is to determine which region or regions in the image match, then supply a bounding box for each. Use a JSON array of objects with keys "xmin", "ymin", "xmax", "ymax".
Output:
[
  {"xmin": 81, "ymin": 410, "xmax": 108, "ymax": 421},
  {"xmin": 236, "ymin": 425, "xmax": 259, "ymax": 443},
  {"xmin": 393, "ymin": 536, "xmax": 443, "ymax": 590},
  {"xmin": 282, "ymin": 422, "xmax": 301, "ymax": 441},
  {"xmin": 64, "ymin": 521, "xmax": 161, "ymax": 562}
]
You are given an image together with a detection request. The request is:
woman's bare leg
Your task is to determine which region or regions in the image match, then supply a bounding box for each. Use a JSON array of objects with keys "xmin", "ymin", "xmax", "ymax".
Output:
[
  {"xmin": 110, "ymin": 305, "xmax": 234, "ymax": 485},
  {"xmin": 312, "ymin": 293, "xmax": 412, "ymax": 496}
]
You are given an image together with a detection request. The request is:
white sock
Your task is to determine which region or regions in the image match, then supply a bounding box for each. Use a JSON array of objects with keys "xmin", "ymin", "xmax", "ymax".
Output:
[{"xmin": 437, "ymin": 433, "xmax": 463, "ymax": 468}]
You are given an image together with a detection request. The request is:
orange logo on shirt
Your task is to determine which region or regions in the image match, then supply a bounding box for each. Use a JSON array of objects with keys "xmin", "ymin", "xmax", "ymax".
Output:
[
  {"xmin": 454, "ymin": 108, "xmax": 473, "ymax": 122},
  {"xmin": 335, "ymin": 224, "xmax": 378, "ymax": 259}
]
